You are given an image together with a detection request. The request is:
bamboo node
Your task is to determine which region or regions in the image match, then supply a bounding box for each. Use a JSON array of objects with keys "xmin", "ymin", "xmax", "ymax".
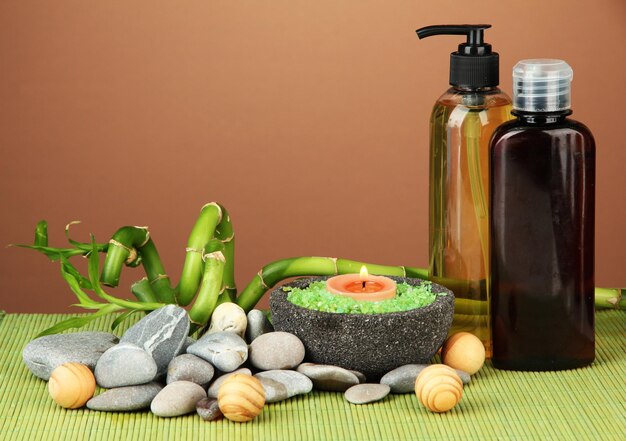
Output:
[
  {"xmin": 185, "ymin": 247, "xmax": 204, "ymax": 255},
  {"xmin": 149, "ymin": 274, "xmax": 170, "ymax": 285},
  {"xmin": 257, "ymin": 271, "xmax": 269, "ymax": 289},
  {"xmin": 136, "ymin": 227, "xmax": 150, "ymax": 248},
  {"xmin": 125, "ymin": 247, "xmax": 139, "ymax": 265},
  {"xmin": 202, "ymin": 251, "xmax": 226, "ymax": 263},
  {"xmin": 109, "ymin": 239, "xmax": 134, "ymax": 255},
  {"xmin": 329, "ymin": 257, "xmax": 338, "ymax": 274},
  {"xmin": 202, "ymin": 202, "xmax": 223, "ymax": 224}
]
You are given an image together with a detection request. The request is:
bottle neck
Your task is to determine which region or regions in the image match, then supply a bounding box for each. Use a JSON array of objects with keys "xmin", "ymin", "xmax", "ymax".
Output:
[
  {"xmin": 452, "ymin": 85, "xmax": 499, "ymax": 93},
  {"xmin": 512, "ymin": 109, "xmax": 572, "ymax": 124}
]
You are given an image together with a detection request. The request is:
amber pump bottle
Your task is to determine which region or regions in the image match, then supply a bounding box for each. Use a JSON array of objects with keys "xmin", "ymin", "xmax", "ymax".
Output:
[
  {"xmin": 490, "ymin": 60, "xmax": 595, "ymax": 371},
  {"xmin": 416, "ymin": 25, "xmax": 512, "ymax": 353}
]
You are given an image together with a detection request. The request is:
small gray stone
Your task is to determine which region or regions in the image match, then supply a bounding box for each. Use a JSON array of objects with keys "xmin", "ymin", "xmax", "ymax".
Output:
[
  {"xmin": 151, "ymin": 381, "xmax": 207, "ymax": 417},
  {"xmin": 455, "ymin": 369, "xmax": 471, "ymax": 385},
  {"xmin": 296, "ymin": 363, "xmax": 360, "ymax": 392},
  {"xmin": 246, "ymin": 309, "xmax": 274, "ymax": 343},
  {"xmin": 249, "ymin": 332, "xmax": 305, "ymax": 370},
  {"xmin": 87, "ymin": 382, "xmax": 162, "ymax": 412},
  {"xmin": 187, "ymin": 331, "xmax": 248, "ymax": 373},
  {"xmin": 345, "ymin": 384, "xmax": 390, "ymax": 404},
  {"xmin": 207, "ymin": 368, "xmax": 252, "ymax": 398},
  {"xmin": 380, "ymin": 364, "xmax": 427, "ymax": 394},
  {"xmin": 94, "ymin": 343, "xmax": 157, "ymax": 388},
  {"xmin": 196, "ymin": 397, "xmax": 223, "ymax": 421},
  {"xmin": 380, "ymin": 364, "xmax": 470, "ymax": 394},
  {"xmin": 349, "ymin": 370, "xmax": 367, "ymax": 384},
  {"xmin": 121, "ymin": 305, "xmax": 189, "ymax": 376},
  {"xmin": 22, "ymin": 332, "xmax": 118, "ymax": 380},
  {"xmin": 167, "ymin": 354, "xmax": 215, "ymax": 387},
  {"xmin": 254, "ymin": 370, "xmax": 313, "ymax": 403},
  {"xmin": 178, "ymin": 337, "xmax": 196, "ymax": 356}
]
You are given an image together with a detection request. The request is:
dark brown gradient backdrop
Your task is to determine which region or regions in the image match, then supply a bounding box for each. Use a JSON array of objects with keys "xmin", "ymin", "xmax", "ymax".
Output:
[{"xmin": 1, "ymin": 1, "xmax": 625, "ymax": 313}]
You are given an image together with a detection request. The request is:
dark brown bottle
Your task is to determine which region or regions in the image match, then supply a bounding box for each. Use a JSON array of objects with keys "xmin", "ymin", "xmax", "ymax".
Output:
[{"xmin": 489, "ymin": 60, "xmax": 595, "ymax": 371}]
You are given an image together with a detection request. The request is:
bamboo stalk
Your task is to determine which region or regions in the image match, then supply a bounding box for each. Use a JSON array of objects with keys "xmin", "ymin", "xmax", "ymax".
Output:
[
  {"xmin": 594, "ymin": 287, "xmax": 625, "ymax": 310},
  {"xmin": 138, "ymin": 239, "xmax": 175, "ymax": 303},
  {"xmin": 236, "ymin": 257, "xmax": 428, "ymax": 312},
  {"xmin": 177, "ymin": 203, "xmax": 223, "ymax": 306},
  {"xmin": 215, "ymin": 204, "xmax": 237, "ymax": 301},
  {"xmin": 188, "ymin": 241, "xmax": 226, "ymax": 329},
  {"xmin": 130, "ymin": 278, "xmax": 158, "ymax": 303},
  {"xmin": 101, "ymin": 226, "xmax": 150, "ymax": 286}
]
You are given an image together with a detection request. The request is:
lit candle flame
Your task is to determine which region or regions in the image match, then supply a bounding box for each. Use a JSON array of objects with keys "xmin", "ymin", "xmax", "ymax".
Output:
[{"xmin": 359, "ymin": 265, "xmax": 369, "ymax": 280}]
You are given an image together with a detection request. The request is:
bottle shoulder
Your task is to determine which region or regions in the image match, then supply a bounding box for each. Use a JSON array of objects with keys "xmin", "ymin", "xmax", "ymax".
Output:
[
  {"xmin": 435, "ymin": 87, "xmax": 512, "ymax": 110},
  {"xmin": 491, "ymin": 117, "xmax": 596, "ymax": 147}
]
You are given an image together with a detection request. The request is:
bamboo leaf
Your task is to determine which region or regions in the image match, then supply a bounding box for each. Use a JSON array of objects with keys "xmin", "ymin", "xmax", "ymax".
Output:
[
  {"xmin": 61, "ymin": 257, "xmax": 93, "ymax": 290},
  {"xmin": 59, "ymin": 256, "xmax": 101, "ymax": 308},
  {"xmin": 36, "ymin": 304, "xmax": 120, "ymax": 337},
  {"xmin": 111, "ymin": 309, "xmax": 139, "ymax": 331},
  {"xmin": 87, "ymin": 237, "xmax": 165, "ymax": 311},
  {"xmin": 34, "ymin": 220, "xmax": 48, "ymax": 247},
  {"xmin": 65, "ymin": 221, "xmax": 109, "ymax": 252},
  {"xmin": 10, "ymin": 244, "xmax": 85, "ymax": 261}
]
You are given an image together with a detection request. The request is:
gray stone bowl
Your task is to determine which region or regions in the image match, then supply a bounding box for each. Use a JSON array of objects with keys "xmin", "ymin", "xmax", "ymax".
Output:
[{"xmin": 269, "ymin": 276, "xmax": 454, "ymax": 380}]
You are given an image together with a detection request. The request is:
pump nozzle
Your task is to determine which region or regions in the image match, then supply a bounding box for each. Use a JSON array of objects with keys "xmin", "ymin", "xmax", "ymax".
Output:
[{"xmin": 416, "ymin": 24, "xmax": 499, "ymax": 89}]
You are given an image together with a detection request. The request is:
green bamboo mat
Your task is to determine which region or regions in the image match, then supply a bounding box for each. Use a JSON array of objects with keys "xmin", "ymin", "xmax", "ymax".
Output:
[{"xmin": 0, "ymin": 312, "xmax": 624, "ymax": 441}]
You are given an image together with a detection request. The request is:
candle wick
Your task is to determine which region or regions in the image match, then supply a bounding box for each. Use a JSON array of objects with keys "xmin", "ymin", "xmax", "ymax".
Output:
[{"xmin": 362, "ymin": 281, "xmax": 366, "ymax": 291}]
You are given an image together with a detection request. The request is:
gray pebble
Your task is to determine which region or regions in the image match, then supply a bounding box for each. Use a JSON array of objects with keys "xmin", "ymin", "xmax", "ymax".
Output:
[
  {"xmin": 178, "ymin": 337, "xmax": 196, "ymax": 356},
  {"xmin": 87, "ymin": 382, "xmax": 162, "ymax": 412},
  {"xmin": 121, "ymin": 305, "xmax": 189, "ymax": 377},
  {"xmin": 246, "ymin": 309, "xmax": 274, "ymax": 343},
  {"xmin": 349, "ymin": 370, "xmax": 367, "ymax": 384},
  {"xmin": 22, "ymin": 332, "xmax": 118, "ymax": 380},
  {"xmin": 196, "ymin": 397, "xmax": 223, "ymax": 421},
  {"xmin": 296, "ymin": 363, "xmax": 360, "ymax": 392},
  {"xmin": 345, "ymin": 384, "xmax": 390, "ymax": 404},
  {"xmin": 150, "ymin": 381, "xmax": 207, "ymax": 417},
  {"xmin": 94, "ymin": 343, "xmax": 157, "ymax": 388},
  {"xmin": 254, "ymin": 370, "xmax": 313, "ymax": 403},
  {"xmin": 381, "ymin": 364, "xmax": 470, "ymax": 394},
  {"xmin": 380, "ymin": 364, "xmax": 427, "ymax": 393},
  {"xmin": 187, "ymin": 331, "xmax": 248, "ymax": 372},
  {"xmin": 167, "ymin": 354, "xmax": 214, "ymax": 387},
  {"xmin": 249, "ymin": 332, "xmax": 305, "ymax": 371},
  {"xmin": 207, "ymin": 368, "xmax": 252, "ymax": 398}
]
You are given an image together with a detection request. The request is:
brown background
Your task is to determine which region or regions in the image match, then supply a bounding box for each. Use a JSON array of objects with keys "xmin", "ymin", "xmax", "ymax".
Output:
[{"xmin": 1, "ymin": 1, "xmax": 625, "ymax": 313}]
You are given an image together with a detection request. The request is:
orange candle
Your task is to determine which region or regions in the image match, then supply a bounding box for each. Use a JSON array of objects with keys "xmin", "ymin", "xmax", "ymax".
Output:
[{"xmin": 326, "ymin": 266, "xmax": 396, "ymax": 302}]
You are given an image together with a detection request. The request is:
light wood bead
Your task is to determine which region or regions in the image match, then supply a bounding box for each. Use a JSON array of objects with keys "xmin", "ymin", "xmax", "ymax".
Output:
[
  {"xmin": 441, "ymin": 332, "xmax": 486, "ymax": 375},
  {"xmin": 415, "ymin": 364, "xmax": 463, "ymax": 413},
  {"xmin": 217, "ymin": 374, "xmax": 265, "ymax": 422},
  {"xmin": 48, "ymin": 362, "xmax": 96, "ymax": 409}
]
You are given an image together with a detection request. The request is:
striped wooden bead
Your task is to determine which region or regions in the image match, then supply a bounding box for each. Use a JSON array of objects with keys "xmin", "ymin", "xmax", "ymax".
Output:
[{"xmin": 217, "ymin": 374, "xmax": 265, "ymax": 422}]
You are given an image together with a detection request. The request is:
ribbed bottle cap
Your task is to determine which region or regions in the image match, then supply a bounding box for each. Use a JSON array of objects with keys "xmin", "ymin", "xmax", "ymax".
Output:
[{"xmin": 513, "ymin": 59, "xmax": 573, "ymax": 112}]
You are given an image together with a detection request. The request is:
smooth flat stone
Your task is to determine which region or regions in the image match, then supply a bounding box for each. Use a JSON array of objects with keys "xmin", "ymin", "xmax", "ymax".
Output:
[
  {"xmin": 94, "ymin": 343, "xmax": 157, "ymax": 388},
  {"xmin": 121, "ymin": 305, "xmax": 189, "ymax": 376},
  {"xmin": 150, "ymin": 381, "xmax": 207, "ymax": 417},
  {"xmin": 381, "ymin": 364, "xmax": 469, "ymax": 394},
  {"xmin": 254, "ymin": 370, "xmax": 313, "ymax": 403},
  {"xmin": 246, "ymin": 309, "xmax": 274, "ymax": 343},
  {"xmin": 22, "ymin": 332, "xmax": 118, "ymax": 380},
  {"xmin": 249, "ymin": 332, "xmax": 305, "ymax": 370},
  {"xmin": 167, "ymin": 354, "xmax": 215, "ymax": 387},
  {"xmin": 207, "ymin": 303, "xmax": 247, "ymax": 338},
  {"xmin": 87, "ymin": 382, "xmax": 162, "ymax": 412},
  {"xmin": 207, "ymin": 368, "xmax": 252, "ymax": 398},
  {"xmin": 196, "ymin": 397, "xmax": 223, "ymax": 421},
  {"xmin": 296, "ymin": 363, "xmax": 360, "ymax": 392},
  {"xmin": 345, "ymin": 384, "xmax": 390, "ymax": 404},
  {"xmin": 187, "ymin": 331, "xmax": 248, "ymax": 372},
  {"xmin": 349, "ymin": 370, "xmax": 367, "ymax": 384},
  {"xmin": 380, "ymin": 364, "xmax": 427, "ymax": 393}
]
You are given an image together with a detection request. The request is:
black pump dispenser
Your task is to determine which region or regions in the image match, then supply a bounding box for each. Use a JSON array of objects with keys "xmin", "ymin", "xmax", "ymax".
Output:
[{"xmin": 416, "ymin": 25, "xmax": 499, "ymax": 89}]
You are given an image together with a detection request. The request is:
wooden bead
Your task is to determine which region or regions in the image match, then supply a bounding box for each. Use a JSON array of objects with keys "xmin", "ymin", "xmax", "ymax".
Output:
[
  {"xmin": 415, "ymin": 364, "xmax": 463, "ymax": 413},
  {"xmin": 48, "ymin": 362, "xmax": 96, "ymax": 409},
  {"xmin": 441, "ymin": 332, "xmax": 485, "ymax": 375},
  {"xmin": 217, "ymin": 374, "xmax": 265, "ymax": 422}
]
